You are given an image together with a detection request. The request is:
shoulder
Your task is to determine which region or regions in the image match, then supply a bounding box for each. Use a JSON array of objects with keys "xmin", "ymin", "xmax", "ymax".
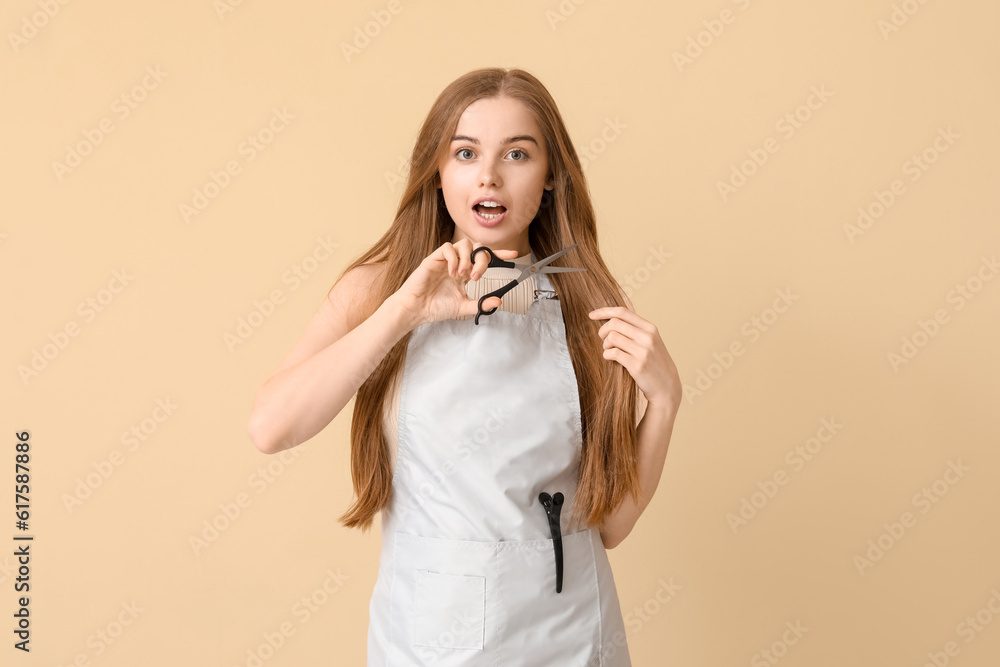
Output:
[
  {"xmin": 329, "ymin": 261, "xmax": 387, "ymax": 295},
  {"xmin": 326, "ymin": 261, "xmax": 389, "ymax": 331}
]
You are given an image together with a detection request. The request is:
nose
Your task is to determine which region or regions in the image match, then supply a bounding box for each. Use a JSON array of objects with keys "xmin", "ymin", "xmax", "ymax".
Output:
[{"xmin": 478, "ymin": 157, "xmax": 501, "ymax": 188}]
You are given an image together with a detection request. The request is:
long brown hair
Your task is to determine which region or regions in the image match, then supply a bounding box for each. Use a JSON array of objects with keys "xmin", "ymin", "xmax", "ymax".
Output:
[{"xmin": 334, "ymin": 67, "xmax": 641, "ymax": 534}]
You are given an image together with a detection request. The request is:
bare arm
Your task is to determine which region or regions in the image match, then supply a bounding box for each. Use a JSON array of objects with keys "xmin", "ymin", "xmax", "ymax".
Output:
[
  {"xmin": 599, "ymin": 398, "xmax": 678, "ymax": 549},
  {"xmin": 586, "ymin": 304, "xmax": 683, "ymax": 550},
  {"xmin": 248, "ymin": 240, "xmax": 516, "ymax": 455},
  {"xmin": 246, "ymin": 264, "xmax": 415, "ymax": 455}
]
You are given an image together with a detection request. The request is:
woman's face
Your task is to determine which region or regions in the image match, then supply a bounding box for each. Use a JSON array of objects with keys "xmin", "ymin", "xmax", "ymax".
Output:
[{"xmin": 437, "ymin": 96, "xmax": 554, "ymax": 257}]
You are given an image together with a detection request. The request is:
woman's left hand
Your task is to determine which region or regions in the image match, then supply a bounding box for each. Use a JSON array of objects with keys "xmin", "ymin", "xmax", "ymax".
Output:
[{"xmin": 589, "ymin": 306, "xmax": 681, "ymax": 411}]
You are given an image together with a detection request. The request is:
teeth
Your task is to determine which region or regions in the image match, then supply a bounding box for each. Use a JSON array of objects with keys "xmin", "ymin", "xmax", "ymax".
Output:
[{"xmin": 476, "ymin": 200, "xmax": 504, "ymax": 220}]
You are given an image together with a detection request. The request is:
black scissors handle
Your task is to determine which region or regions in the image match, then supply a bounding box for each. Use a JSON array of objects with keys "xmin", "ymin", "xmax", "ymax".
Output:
[
  {"xmin": 471, "ymin": 245, "xmax": 515, "ymax": 270},
  {"xmin": 476, "ymin": 283, "xmax": 518, "ymax": 324},
  {"xmin": 471, "ymin": 246, "xmax": 517, "ymax": 324}
]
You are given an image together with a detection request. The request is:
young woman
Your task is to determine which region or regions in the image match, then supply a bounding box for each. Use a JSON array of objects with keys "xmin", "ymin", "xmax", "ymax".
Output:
[{"xmin": 248, "ymin": 67, "xmax": 682, "ymax": 666}]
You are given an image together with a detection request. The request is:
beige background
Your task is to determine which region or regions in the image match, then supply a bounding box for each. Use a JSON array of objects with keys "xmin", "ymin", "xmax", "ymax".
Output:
[{"xmin": 3, "ymin": 0, "xmax": 999, "ymax": 665}]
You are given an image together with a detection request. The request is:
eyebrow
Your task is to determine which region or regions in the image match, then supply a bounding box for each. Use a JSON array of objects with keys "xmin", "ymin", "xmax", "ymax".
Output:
[{"xmin": 451, "ymin": 134, "xmax": 539, "ymax": 147}]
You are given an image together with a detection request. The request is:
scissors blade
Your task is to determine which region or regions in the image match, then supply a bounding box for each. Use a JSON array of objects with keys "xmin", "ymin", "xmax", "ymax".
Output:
[
  {"xmin": 537, "ymin": 266, "xmax": 586, "ymax": 273},
  {"xmin": 516, "ymin": 243, "xmax": 581, "ymax": 281}
]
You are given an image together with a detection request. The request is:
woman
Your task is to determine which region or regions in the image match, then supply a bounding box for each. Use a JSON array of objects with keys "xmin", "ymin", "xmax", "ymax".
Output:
[{"xmin": 248, "ymin": 67, "xmax": 682, "ymax": 665}]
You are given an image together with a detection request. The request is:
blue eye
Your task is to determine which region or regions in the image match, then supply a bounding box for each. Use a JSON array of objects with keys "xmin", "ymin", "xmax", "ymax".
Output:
[
  {"xmin": 456, "ymin": 148, "xmax": 474, "ymax": 159},
  {"xmin": 509, "ymin": 149, "xmax": 527, "ymax": 160}
]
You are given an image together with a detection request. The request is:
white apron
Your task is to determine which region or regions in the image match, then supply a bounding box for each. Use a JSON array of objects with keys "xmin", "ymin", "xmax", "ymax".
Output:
[{"xmin": 366, "ymin": 269, "xmax": 632, "ymax": 666}]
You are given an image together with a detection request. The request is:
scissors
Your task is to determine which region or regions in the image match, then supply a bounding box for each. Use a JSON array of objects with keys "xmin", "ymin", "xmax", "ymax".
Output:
[{"xmin": 470, "ymin": 243, "xmax": 586, "ymax": 324}]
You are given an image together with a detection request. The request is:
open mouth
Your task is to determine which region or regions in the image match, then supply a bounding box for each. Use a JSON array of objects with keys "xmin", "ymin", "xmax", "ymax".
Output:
[{"xmin": 473, "ymin": 202, "xmax": 508, "ymax": 219}]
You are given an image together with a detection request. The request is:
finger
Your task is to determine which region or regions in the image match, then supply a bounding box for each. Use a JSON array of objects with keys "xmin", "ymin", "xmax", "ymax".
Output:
[
  {"xmin": 456, "ymin": 242, "xmax": 474, "ymax": 280},
  {"xmin": 471, "ymin": 250, "xmax": 489, "ymax": 281},
  {"xmin": 469, "ymin": 247, "xmax": 507, "ymax": 280},
  {"xmin": 441, "ymin": 243, "xmax": 459, "ymax": 277},
  {"xmin": 588, "ymin": 305, "xmax": 637, "ymax": 324},
  {"xmin": 469, "ymin": 242, "xmax": 519, "ymax": 258},
  {"xmin": 599, "ymin": 330, "xmax": 641, "ymax": 373},
  {"xmin": 465, "ymin": 294, "xmax": 501, "ymax": 316},
  {"xmin": 470, "ymin": 247, "xmax": 519, "ymax": 280},
  {"xmin": 600, "ymin": 343, "xmax": 637, "ymax": 374},
  {"xmin": 589, "ymin": 306, "xmax": 653, "ymax": 336},
  {"xmin": 601, "ymin": 329, "xmax": 641, "ymax": 358},
  {"xmin": 596, "ymin": 317, "xmax": 645, "ymax": 345}
]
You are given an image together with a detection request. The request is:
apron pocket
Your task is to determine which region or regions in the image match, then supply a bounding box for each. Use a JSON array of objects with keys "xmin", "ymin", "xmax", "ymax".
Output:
[
  {"xmin": 413, "ymin": 569, "xmax": 486, "ymax": 650},
  {"xmin": 390, "ymin": 531, "xmax": 497, "ymax": 660}
]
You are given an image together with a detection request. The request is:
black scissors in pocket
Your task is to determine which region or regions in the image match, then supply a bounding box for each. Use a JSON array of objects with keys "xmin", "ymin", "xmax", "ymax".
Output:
[{"xmin": 470, "ymin": 243, "xmax": 586, "ymax": 324}]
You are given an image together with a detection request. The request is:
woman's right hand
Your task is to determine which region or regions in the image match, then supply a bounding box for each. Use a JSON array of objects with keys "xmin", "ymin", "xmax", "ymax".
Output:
[{"xmin": 391, "ymin": 239, "xmax": 521, "ymax": 329}]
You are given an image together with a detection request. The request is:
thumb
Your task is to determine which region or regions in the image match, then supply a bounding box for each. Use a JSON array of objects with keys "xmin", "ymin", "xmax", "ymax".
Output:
[
  {"xmin": 478, "ymin": 248, "xmax": 520, "ymax": 259},
  {"xmin": 467, "ymin": 295, "xmax": 501, "ymax": 316}
]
